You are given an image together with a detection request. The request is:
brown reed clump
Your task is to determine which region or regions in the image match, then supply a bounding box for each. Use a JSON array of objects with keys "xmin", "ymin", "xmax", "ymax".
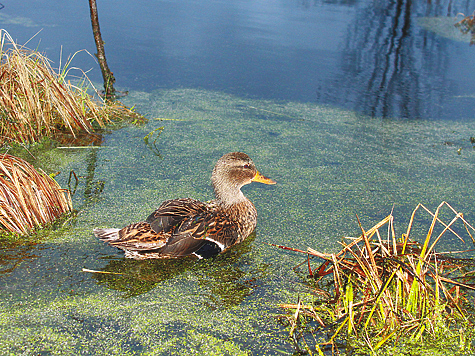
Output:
[
  {"xmin": 455, "ymin": 12, "xmax": 475, "ymax": 45},
  {"xmin": 274, "ymin": 202, "xmax": 475, "ymax": 355},
  {"xmin": 0, "ymin": 30, "xmax": 111, "ymax": 145},
  {"xmin": 0, "ymin": 153, "xmax": 72, "ymax": 235}
]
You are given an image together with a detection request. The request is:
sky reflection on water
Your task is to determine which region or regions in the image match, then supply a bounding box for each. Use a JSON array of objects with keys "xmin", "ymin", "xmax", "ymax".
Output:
[{"xmin": 1, "ymin": 0, "xmax": 475, "ymax": 120}]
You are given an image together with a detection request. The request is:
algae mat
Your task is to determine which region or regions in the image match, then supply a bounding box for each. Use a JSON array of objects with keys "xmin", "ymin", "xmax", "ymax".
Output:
[{"xmin": 1, "ymin": 89, "xmax": 475, "ymax": 355}]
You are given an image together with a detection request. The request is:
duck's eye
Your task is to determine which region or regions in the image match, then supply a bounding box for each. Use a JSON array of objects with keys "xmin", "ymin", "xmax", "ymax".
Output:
[{"xmin": 243, "ymin": 164, "xmax": 250, "ymax": 169}]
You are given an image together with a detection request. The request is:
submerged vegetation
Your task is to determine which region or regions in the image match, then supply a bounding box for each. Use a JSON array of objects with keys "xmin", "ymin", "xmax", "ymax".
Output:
[
  {"xmin": 276, "ymin": 202, "xmax": 475, "ymax": 355},
  {"xmin": 0, "ymin": 87, "xmax": 475, "ymax": 354},
  {"xmin": 0, "ymin": 154, "xmax": 72, "ymax": 235}
]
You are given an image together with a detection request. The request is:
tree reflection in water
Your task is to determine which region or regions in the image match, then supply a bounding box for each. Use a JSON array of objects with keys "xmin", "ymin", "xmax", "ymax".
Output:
[
  {"xmin": 0, "ymin": 240, "xmax": 41, "ymax": 274},
  {"xmin": 318, "ymin": 0, "xmax": 475, "ymax": 120}
]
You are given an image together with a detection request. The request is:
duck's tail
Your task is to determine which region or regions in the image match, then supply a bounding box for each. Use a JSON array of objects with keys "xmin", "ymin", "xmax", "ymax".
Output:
[{"xmin": 93, "ymin": 228, "xmax": 121, "ymax": 242}]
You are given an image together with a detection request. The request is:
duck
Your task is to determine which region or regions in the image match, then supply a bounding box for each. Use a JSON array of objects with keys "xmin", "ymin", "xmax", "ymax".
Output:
[{"xmin": 93, "ymin": 152, "xmax": 276, "ymax": 259}]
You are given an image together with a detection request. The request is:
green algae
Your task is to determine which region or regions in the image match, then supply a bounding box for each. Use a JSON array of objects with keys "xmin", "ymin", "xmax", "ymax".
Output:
[{"xmin": 1, "ymin": 88, "xmax": 475, "ymax": 354}]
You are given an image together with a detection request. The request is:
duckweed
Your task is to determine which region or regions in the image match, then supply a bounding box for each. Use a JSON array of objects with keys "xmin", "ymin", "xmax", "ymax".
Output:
[{"xmin": 1, "ymin": 88, "xmax": 475, "ymax": 355}]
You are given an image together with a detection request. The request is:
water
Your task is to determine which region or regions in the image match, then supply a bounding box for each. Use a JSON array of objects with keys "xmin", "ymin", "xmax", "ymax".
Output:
[
  {"xmin": 1, "ymin": 0, "xmax": 475, "ymax": 354},
  {"xmin": 2, "ymin": 0, "xmax": 475, "ymax": 120}
]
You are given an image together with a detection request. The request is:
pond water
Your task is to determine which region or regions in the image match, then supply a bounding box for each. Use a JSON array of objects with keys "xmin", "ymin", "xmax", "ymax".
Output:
[
  {"xmin": 1, "ymin": 0, "xmax": 475, "ymax": 355},
  {"xmin": 3, "ymin": 0, "xmax": 475, "ymax": 121}
]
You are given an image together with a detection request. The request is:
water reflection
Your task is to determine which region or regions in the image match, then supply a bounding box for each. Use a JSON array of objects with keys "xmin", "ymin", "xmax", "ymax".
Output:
[
  {"xmin": 3, "ymin": 0, "xmax": 475, "ymax": 121},
  {"xmin": 319, "ymin": 0, "xmax": 475, "ymax": 119},
  {"xmin": 92, "ymin": 233, "xmax": 269, "ymax": 307},
  {"xmin": 0, "ymin": 240, "xmax": 41, "ymax": 274},
  {"xmin": 454, "ymin": 13, "xmax": 475, "ymax": 45},
  {"xmin": 92, "ymin": 257, "xmax": 192, "ymax": 297}
]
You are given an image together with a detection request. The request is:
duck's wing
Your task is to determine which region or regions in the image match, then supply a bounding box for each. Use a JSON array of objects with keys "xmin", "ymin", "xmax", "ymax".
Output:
[
  {"xmin": 106, "ymin": 222, "xmax": 168, "ymax": 251},
  {"xmin": 99, "ymin": 199, "xmax": 243, "ymax": 259},
  {"xmin": 145, "ymin": 198, "xmax": 207, "ymax": 234},
  {"xmin": 104, "ymin": 198, "xmax": 211, "ymax": 257},
  {"xmin": 157, "ymin": 211, "xmax": 241, "ymax": 258}
]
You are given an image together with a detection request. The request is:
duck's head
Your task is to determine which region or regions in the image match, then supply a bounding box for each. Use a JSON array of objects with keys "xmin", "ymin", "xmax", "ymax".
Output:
[{"xmin": 212, "ymin": 152, "xmax": 276, "ymax": 205}]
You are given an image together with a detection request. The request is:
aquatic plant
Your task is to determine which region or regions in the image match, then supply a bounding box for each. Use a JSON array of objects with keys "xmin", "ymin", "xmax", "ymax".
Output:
[
  {"xmin": 276, "ymin": 202, "xmax": 475, "ymax": 355},
  {"xmin": 143, "ymin": 126, "xmax": 164, "ymax": 156},
  {"xmin": 0, "ymin": 29, "xmax": 145, "ymax": 146},
  {"xmin": 0, "ymin": 154, "xmax": 72, "ymax": 235},
  {"xmin": 455, "ymin": 12, "xmax": 475, "ymax": 45},
  {"xmin": 0, "ymin": 29, "xmax": 111, "ymax": 144}
]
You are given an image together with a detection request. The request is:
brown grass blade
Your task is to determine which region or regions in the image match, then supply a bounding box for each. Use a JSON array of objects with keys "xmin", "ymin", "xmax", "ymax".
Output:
[
  {"xmin": 275, "ymin": 202, "xmax": 475, "ymax": 354},
  {"xmin": 0, "ymin": 29, "xmax": 112, "ymax": 145}
]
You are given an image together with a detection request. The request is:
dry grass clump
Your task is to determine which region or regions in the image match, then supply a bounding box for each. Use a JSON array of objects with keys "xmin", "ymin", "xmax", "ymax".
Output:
[
  {"xmin": 0, "ymin": 29, "xmax": 126, "ymax": 145},
  {"xmin": 275, "ymin": 202, "xmax": 475, "ymax": 355},
  {"xmin": 0, "ymin": 154, "xmax": 72, "ymax": 235},
  {"xmin": 455, "ymin": 12, "xmax": 475, "ymax": 45}
]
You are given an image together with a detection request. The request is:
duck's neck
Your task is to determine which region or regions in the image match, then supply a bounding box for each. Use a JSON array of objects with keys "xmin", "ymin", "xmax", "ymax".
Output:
[
  {"xmin": 214, "ymin": 184, "xmax": 250, "ymax": 208},
  {"xmin": 212, "ymin": 183, "xmax": 257, "ymax": 241}
]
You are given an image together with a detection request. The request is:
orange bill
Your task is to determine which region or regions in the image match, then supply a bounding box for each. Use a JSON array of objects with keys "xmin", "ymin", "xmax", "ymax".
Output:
[{"xmin": 252, "ymin": 171, "xmax": 276, "ymax": 185}]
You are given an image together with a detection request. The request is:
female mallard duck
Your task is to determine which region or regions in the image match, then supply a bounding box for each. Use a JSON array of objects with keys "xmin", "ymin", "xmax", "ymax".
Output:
[{"xmin": 93, "ymin": 152, "xmax": 276, "ymax": 259}]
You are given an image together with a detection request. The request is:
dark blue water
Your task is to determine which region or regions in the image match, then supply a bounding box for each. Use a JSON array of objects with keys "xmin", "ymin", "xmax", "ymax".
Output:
[{"xmin": 1, "ymin": 0, "xmax": 475, "ymax": 120}]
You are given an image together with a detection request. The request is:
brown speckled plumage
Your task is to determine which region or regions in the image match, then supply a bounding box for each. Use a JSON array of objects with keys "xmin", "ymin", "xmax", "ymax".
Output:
[{"xmin": 93, "ymin": 152, "xmax": 276, "ymax": 259}]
